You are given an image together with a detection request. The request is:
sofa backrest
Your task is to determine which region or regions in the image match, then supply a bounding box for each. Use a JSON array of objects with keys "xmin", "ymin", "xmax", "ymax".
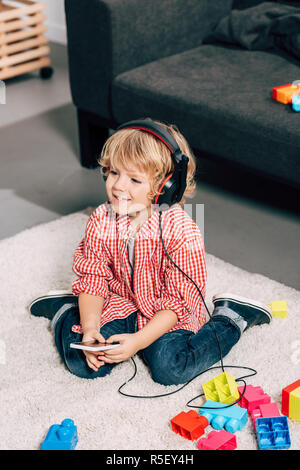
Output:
[
  {"xmin": 107, "ymin": 0, "xmax": 234, "ymax": 75},
  {"xmin": 65, "ymin": 0, "xmax": 234, "ymax": 119}
]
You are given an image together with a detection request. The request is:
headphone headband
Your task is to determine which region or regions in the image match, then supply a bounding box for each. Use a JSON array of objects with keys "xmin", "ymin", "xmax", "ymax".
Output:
[{"xmin": 116, "ymin": 120, "xmax": 182, "ymax": 163}]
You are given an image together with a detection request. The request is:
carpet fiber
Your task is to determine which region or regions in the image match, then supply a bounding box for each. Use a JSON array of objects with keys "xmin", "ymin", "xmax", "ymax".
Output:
[{"xmin": 1, "ymin": 209, "xmax": 299, "ymax": 450}]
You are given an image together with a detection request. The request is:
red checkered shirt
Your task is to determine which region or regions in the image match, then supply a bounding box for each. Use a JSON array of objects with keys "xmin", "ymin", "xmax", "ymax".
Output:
[{"xmin": 72, "ymin": 201, "xmax": 207, "ymax": 334}]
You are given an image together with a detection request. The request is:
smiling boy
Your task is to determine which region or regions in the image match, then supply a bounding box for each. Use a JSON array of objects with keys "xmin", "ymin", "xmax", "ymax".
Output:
[{"xmin": 29, "ymin": 119, "xmax": 272, "ymax": 384}]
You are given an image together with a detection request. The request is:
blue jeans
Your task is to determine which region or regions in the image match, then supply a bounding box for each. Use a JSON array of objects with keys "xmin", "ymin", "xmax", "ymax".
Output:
[{"xmin": 54, "ymin": 307, "xmax": 241, "ymax": 385}]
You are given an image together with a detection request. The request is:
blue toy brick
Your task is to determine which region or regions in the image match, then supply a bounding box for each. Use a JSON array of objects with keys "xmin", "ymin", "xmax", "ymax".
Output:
[
  {"xmin": 41, "ymin": 418, "xmax": 78, "ymax": 450},
  {"xmin": 199, "ymin": 400, "xmax": 248, "ymax": 433},
  {"xmin": 292, "ymin": 93, "xmax": 300, "ymax": 112},
  {"xmin": 256, "ymin": 416, "xmax": 291, "ymax": 450}
]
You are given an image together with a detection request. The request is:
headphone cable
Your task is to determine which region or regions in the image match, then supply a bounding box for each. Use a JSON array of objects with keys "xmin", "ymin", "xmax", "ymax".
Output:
[
  {"xmin": 158, "ymin": 211, "xmax": 225, "ymax": 372},
  {"xmin": 117, "ymin": 210, "xmax": 257, "ymax": 409}
]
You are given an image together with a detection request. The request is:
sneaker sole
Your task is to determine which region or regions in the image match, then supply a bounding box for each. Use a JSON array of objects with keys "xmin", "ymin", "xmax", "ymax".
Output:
[
  {"xmin": 27, "ymin": 290, "xmax": 75, "ymax": 314},
  {"xmin": 212, "ymin": 292, "xmax": 272, "ymax": 322}
]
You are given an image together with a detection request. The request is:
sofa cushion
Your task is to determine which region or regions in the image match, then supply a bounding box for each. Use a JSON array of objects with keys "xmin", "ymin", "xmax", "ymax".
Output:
[
  {"xmin": 112, "ymin": 44, "xmax": 300, "ymax": 187},
  {"xmin": 204, "ymin": 2, "xmax": 300, "ymax": 60}
]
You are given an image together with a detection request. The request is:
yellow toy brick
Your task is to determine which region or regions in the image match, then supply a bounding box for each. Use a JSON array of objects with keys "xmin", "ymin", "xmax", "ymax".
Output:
[
  {"xmin": 269, "ymin": 300, "xmax": 287, "ymax": 318},
  {"xmin": 202, "ymin": 372, "xmax": 239, "ymax": 405},
  {"xmin": 289, "ymin": 387, "xmax": 300, "ymax": 423}
]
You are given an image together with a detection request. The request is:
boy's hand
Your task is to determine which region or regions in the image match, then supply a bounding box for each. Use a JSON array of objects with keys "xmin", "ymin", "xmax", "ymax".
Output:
[
  {"xmin": 97, "ymin": 333, "xmax": 141, "ymax": 364},
  {"xmin": 81, "ymin": 328, "xmax": 106, "ymax": 371}
]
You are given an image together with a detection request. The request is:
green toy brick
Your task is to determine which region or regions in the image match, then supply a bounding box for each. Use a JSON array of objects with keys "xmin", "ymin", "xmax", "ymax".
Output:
[{"xmin": 202, "ymin": 372, "xmax": 239, "ymax": 404}]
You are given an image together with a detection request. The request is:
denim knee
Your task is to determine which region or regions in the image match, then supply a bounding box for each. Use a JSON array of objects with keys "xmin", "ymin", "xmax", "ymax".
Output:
[
  {"xmin": 150, "ymin": 358, "xmax": 186, "ymax": 386},
  {"xmin": 61, "ymin": 331, "xmax": 115, "ymax": 379},
  {"xmin": 142, "ymin": 333, "xmax": 192, "ymax": 386},
  {"xmin": 64, "ymin": 349, "xmax": 114, "ymax": 380},
  {"xmin": 67, "ymin": 364, "xmax": 113, "ymax": 380}
]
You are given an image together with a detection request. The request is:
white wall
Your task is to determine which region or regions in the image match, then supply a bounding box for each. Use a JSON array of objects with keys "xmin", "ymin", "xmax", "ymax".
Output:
[{"xmin": 39, "ymin": 0, "xmax": 67, "ymax": 45}]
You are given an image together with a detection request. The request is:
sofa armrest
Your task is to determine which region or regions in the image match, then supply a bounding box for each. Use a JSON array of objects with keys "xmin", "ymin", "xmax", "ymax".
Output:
[{"xmin": 65, "ymin": 0, "xmax": 233, "ymax": 119}]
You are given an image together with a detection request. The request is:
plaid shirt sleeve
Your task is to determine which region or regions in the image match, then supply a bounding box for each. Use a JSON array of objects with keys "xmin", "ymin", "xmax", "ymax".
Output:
[
  {"xmin": 152, "ymin": 235, "xmax": 207, "ymax": 323},
  {"xmin": 72, "ymin": 214, "xmax": 112, "ymax": 298}
]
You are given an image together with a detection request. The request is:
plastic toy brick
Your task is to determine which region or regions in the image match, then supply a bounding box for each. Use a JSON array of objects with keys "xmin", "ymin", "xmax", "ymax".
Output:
[
  {"xmin": 250, "ymin": 402, "xmax": 280, "ymax": 426},
  {"xmin": 238, "ymin": 385, "xmax": 271, "ymax": 413},
  {"xmin": 272, "ymin": 82, "xmax": 300, "ymax": 104},
  {"xmin": 289, "ymin": 387, "xmax": 300, "ymax": 422},
  {"xmin": 41, "ymin": 418, "xmax": 78, "ymax": 450},
  {"xmin": 170, "ymin": 410, "xmax": 209, "ymax": 441},
  {"xmin": 202, "ymin": 372, "xmax": 239, "ymax": 405},
  {"xmin": 282, "ymin": 379, "xmax": 300, "ymax": 420},
  {"xmin": 292, "ymin": 93, "xmax": 300, "ymax": 112},
  {"xmin": 199, "ymin": 400, "xmax": 248, "ymax": 433},
  {"xmin": 197, "ymin": 430, "xmax": 237, "ymax": 450},
  {"xmin": 256, "ymin": 416, "xmax": 291, "ymax": 450},
  {"xmin": 269, "ymin": 300, "xmax": 287, "ymax": 318}
]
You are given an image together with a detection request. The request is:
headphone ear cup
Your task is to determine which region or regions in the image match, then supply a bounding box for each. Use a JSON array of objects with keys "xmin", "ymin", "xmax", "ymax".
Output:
[
  {"xmin": 102, "ymin": 167, "xmax": 109, "ymax": 181},
  {"xmin": 154, "ymin": 173, "xmax": 178, "ymax": 208}
]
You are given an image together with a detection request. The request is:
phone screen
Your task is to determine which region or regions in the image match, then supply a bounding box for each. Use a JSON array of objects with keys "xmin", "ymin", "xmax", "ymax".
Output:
[
  {"xmin": 70, "ymin": 341, "xmax": 120, "ymax": 352},
  {"xmin": 80, "ymin": 341, "xmax": 109, "ymax": 348}
]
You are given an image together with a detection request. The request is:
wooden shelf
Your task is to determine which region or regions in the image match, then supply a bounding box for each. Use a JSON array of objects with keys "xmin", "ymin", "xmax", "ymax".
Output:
[{"xmin": 0, "ymin": 0, "xmax": 51, "ymax": 80}]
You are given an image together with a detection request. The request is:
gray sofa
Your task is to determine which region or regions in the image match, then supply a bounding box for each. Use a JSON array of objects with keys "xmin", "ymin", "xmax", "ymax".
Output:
[{"xmin": 64, "ymin": 0, "xmax": 300, "ymax": 188}]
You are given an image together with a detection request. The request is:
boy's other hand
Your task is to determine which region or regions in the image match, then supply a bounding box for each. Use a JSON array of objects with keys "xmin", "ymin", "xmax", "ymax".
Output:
[
  {"xmin": 97, "ymin": 333, "xmax": 141, "ymax": 364},
  {"xmin": 81, "ymin": 328, "xmax": 106, "ymax": 371}
]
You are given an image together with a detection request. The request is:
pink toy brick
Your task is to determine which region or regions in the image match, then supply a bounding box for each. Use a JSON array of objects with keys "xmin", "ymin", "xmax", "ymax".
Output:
[
  {"xmin": 238, "ymin": 385, "xmax": 271, "ymax": 413},
  {"xmin": 250, "ymin": 402, "xmax": 280, "ymax": 426},
  {"xmin": 197, "ymin": 430, "xmax": 237, "ymax": 450}
]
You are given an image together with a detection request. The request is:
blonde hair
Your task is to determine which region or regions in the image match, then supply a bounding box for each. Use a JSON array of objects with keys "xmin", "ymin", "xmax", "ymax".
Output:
[{"xmin": 98, "ymin": 118, "xmax": 197, "ymax": 206}]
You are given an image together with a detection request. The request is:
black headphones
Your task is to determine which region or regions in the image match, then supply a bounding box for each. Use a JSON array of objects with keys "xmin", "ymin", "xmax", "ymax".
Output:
[{"xmin": 102, "ymin": 120, "xmax": 189, "ymax": 208}]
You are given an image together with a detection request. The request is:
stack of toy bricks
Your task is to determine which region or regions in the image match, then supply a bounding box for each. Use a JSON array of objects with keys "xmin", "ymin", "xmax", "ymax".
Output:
[{"xmin": 0, "ymin": 0, "xmax": 50, "ymax": 80}]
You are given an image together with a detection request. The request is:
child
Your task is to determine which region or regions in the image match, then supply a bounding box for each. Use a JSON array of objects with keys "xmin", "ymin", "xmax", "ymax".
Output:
[{"xmin": 29, "ymin": 118, "xmax": 272, "ymax": 385}]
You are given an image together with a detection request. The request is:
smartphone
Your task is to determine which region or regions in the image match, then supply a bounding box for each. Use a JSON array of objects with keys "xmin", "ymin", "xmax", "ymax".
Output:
[{"xmin": 70, "ymin": 341, "xmax": 120, "ymax": 352}]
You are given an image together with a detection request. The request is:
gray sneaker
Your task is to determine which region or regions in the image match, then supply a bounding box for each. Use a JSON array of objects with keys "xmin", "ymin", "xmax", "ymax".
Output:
[
  {"xmin": 28, "ymin": 291, "xmax": 77, "ymax": 320},
  {"xmin": 212, "ymin": 293, "xmax": 272, "ymax": 331}
]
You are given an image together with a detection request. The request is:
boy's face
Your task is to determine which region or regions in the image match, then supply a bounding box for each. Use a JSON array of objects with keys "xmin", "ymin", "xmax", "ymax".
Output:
[{"xmin": 105, "ymin": 161, "xmax": 153, "ymax": 218}]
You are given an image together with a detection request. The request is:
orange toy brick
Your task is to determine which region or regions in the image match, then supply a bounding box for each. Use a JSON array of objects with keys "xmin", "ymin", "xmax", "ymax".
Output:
[
  {"xmin": 282, "ymin": 379, "xmax": 300, "ymax": 422},
  {"xmin": 171, "ymin": 410, "xmax": 209, "ymax": 441},
  {"xmin": 273, "ymin": 81, "xmax": 300, "ymax": 104}
]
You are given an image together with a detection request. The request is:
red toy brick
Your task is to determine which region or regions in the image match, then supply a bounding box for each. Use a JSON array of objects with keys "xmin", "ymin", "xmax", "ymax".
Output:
[
  {"xmin": 282, "ymin": 379, "xmax": 300, "ymax": 417},
  {"xmin": 250, "ymin": 402, "xmax": 280, "ymax": 426},
  {"xmin": 238, "ymin": 385, "xmax": 271, "ymax": 413},
  {"xmin": 171, "ymin": 410, "xmax": 209, "ymax": 441},
  {"xmin": 197, "ymin": 430, "xmax": 237, "ymax": 450}
]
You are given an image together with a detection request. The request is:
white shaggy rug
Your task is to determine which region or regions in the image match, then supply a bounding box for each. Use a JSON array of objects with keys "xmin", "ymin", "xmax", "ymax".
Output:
[{"xmin": 0, "ymin": 209, "xmax": 299, "ymax": 451}]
